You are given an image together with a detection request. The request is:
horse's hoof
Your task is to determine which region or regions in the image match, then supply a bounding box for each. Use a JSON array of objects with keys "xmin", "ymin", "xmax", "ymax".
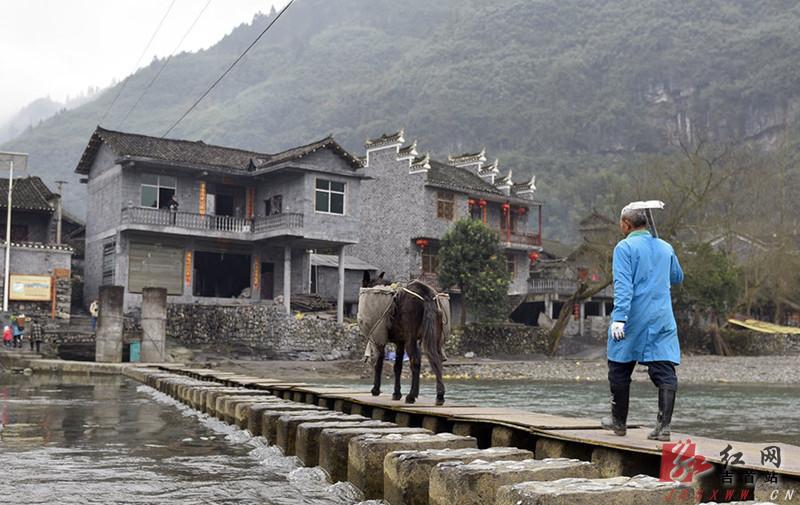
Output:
[
  {"xmin": 392, "ymin": 393, "xmax": 402, "ymax": 401},
  {"xmin": 371, "ymin": 388, "xmax": 380, "ymax": 397},
  {"xmin": 435, "ymin": 395, "xmax": 445, "ymax": 406},
  {"xmin": 404, "ymin": 395, "xmax": 416, "ymax": 404}
]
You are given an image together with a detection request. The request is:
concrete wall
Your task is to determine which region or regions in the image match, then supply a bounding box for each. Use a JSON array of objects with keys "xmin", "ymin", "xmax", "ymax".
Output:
[{"xmin": 315, "ymin": 266, "xmax": 364, "ymax": 304}]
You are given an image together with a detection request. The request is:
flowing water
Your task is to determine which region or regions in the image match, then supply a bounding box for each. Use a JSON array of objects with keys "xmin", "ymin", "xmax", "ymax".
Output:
[
  {"xmin": 323, "ymin": 378, "xmax": 800, "ymax": 445},
  {"xmin": 0, "ymin": 374, "xmax": 372, "ymax": 505},
  {"xmin": 0, "ymin": 373, "xmax": 797, "ymax": 504}
]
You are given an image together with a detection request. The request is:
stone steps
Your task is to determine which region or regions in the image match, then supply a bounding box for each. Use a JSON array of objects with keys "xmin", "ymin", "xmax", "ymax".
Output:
[{"xmin": 124, "ymin": 366, "xmax": 780, "ymax": 505}]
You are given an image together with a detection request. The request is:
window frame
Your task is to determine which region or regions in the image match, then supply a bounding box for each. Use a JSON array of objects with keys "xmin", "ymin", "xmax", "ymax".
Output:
[
  {"xmin": 314, "ymin": 178, "xmax": 346, "ymax": 215},
  {"xmin": 140, "ymin": 174, "xmax": 177, "ymax": 209},
  {"xmin": 422, "ymin": 247, "xmax": 439, "ymax": 275},
  {"xmin": 436, "ymin": 191, "xmax": 455, "ymax": 221}
]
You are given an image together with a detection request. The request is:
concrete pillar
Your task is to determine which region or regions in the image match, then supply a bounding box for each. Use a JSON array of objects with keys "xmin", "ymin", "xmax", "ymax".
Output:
[
  {"xmin": 600, "ymin": 300, "xmax": 607, "ymax": 317},
  {"xmin": 337, "ymin": 245, "xmax": 345, "ymax": 323},
  {"xmin": 283, "ymin": 245, "xmax": 291, "ymax": 314},
  {"xmin": 545, "ymin": 296, "xmax": 554, "ymax": 319},
  {"xmin": 140, "ymin": 287, "xmax": 167, "ymax": 362},
  {"xmin": 579, "ymin": 302, "xmax": 585, "ymax": 337},
  {"xmin": 95, "ymin": 285, "xmax": 124, "ymax": 363}
]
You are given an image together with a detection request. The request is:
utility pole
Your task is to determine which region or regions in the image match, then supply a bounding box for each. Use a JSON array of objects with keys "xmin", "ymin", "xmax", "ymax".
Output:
[
  {"xmin": 0, "ymin": 151, "xmax": 28, "ymax": 312},
  {"xmin": 55, "ymin": 180, "xmax": 68, "ymax": 244}
]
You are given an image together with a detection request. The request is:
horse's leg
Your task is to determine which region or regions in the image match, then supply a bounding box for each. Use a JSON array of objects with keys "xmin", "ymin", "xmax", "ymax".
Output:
[
  {"xmin": 371, "ymin": 345, "xmax": 385, "ymax": 397},
  {"xmin": 392, "ymin": 341, "xmax": 405, "ymax": 401},
  {"xmin": 405, "ymin": 339, "xmax": 421, "ymax": 404},
  {"xmin": 427, "ymin": 348, "xmax": 446, "ymax": 406}
]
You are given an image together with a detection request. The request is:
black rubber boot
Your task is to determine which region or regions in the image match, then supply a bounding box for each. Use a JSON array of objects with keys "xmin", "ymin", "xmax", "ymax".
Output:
[
  {"xmin": 648, "ymin": 388, "xmax": 676, "ymax": 441},
  {"xmin": 601, "ymin": 382, "xmax": 629, "ymax": 436}
]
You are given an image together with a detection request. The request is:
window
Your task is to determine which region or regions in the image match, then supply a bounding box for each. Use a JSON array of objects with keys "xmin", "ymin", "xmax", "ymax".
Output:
[
  {"xmin": 422, "ymin": 248, "xmax": 439, "ymax": 274},
  {"xmin": 506, "ymin": 254, "xmax": 516, "ymax": 277},
  {"xmin": 265, "ymin": 195, "xmax": 283, "ymax": 216},
  {"xmin": 437, "ymin": 192, "xmax": 454, "ymax": 220},
  {"xmin": 141, "ymin": 174, "xmax": 176, "ymax": 209},
  {"xmin": 102, "ymin": 238, "xmax": 116, "ymax": 285},
  {"xmin": 470, "ymin": 204, "xmax": 482, "ymax": 221},
  {"xmin": 315, "ymin": 179, "xmax": 345, "ymax": 214}
]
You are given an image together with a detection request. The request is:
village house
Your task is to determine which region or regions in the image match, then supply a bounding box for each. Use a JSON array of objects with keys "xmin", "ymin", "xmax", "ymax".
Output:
[
  {"xmin": 75, "ymin": 127, "xmax": 366, "ymax": 320},
  {"xmin": 351, "ymin": 130, "xmax": 542, "ymax": 322},
  {"xmin": 0, "ymin": 176, "xmax": 73, "ymax": 319}
]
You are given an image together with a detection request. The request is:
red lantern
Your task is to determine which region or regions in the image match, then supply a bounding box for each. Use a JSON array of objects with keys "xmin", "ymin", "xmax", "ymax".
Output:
[
  {"xmin": 415, "ymin": 238, "xmax": 429, "ymax": 250},
  {"xmin": 573, "ymin": 304, "xmax": 580, "ymax": 320},
  {"xmin": 478, "ymin": 199, "xmax": 487, "ymax": 208},
  {"xmin": 468, "ymin": 198, "xmax": 477, "ymax": 207},
  {"xmin": 528, "ymin": 251, "xmax": 539, "ymax": 263},
  {"xmin": 517, "ymin": 207, "xmax": 528, "ymax": 215},
  {"xmin": 501, "ymin": 202, "xmax": 510, "ymax": 213}
]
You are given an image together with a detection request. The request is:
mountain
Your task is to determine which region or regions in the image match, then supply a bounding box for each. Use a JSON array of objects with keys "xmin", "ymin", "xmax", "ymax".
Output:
[
  {"xmin": 4, "ymin": 0, "xmax": 800, "ymax": 241},
  {"xmin": 0, "ymin": 88, "xmax": 102, "ymax": 144}
]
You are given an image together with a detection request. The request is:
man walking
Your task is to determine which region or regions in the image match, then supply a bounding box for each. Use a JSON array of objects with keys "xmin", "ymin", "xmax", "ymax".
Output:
[{"xmin": 602, "ymin": 204, "xmax": 684, "ymax": 441}]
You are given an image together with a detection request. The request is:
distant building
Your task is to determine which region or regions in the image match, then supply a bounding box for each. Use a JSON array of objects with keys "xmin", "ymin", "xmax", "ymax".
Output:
[
  {"xmin": 0, "ymin": 176, "xmax": 73, "ymax": 319},
  {"xmin": 351, "ymin": 130, "xmax": 542, "ymax": 322},
  {"xmin": 75, "ymin": 127, "xmax": 364, "ymax": 317}
]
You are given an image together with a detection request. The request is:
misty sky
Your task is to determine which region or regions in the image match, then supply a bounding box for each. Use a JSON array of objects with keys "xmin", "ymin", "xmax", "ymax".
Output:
[{"xmin": 0, "ymin": 0, "xmax": 286, "ymax": 123}]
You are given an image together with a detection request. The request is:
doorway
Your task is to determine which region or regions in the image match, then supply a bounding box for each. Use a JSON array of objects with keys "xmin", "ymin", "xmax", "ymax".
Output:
[{"xmin": 261, "ymin": 262, "xmax": 275, "ymax": 299}]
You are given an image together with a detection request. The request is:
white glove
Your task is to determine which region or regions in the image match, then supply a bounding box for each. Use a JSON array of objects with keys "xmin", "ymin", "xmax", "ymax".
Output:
[{"xmin": 611, "ymin": 322, "xmax": 626, "ymax": 341}]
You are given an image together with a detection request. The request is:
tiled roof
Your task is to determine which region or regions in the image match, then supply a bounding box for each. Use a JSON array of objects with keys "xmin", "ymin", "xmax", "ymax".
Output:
[
  {"xmin": 426, "ymin": 159, "xmax": 504, "ymax": 196},
  {"xmin": 398, "ymin": 140, "xmax": 418, "ymax": 158},
  {"xmin": 310, "ymin": 253, "xmax": 378, "ymax": 270},
  {"xmin": 252, "ymin": 136, "xmax": 363, "ymax": 170},
  {"xmin": 75, "ymin": 126, "xmax": 362, "ymax": 174},
  {"xmin": 448, "ymin": 148, "xmax": 486, "ymax": 165},
  {"xmin": 0, "ymin": 176, "xmax": 56, "ymax": 211},
  {"xmin": 365, "ymin": 129, "xmax": 404, "ymax": 148}
]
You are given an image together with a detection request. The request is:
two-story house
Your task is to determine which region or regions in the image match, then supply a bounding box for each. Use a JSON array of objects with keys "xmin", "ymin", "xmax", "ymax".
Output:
[
  {"xmin": 352, "ymin": 130, "xmax": 542, "ymax": 322},
  {"xmin": 0, "ymin": 176, "xmax": 73, "ymax": 319},
  {"xmin": 75, "ymin": 127, "xmax": 365, "ymax": 320}
]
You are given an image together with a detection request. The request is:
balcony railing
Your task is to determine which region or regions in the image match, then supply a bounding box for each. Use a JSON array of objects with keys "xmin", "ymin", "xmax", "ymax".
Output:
[
  {"xmin": 253, "ymin": 213, "xmax": 304, "ymax": 233},
  {"xmin": 502, "ymin": 230, "xmax": 542, "ymax": 246},
  {"xmin": 121, "ymin": 207, "xmax": 303, "ymax": 235},
  {"xmin": 528, "ymin": 278, "xmax": 614, "ymax": 297}
]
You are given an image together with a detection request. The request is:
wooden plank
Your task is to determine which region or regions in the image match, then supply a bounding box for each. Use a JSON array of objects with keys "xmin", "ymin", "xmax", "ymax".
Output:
[{"xmin": 545, "ymin": 428, "xmax": 800, "ymax": 477}]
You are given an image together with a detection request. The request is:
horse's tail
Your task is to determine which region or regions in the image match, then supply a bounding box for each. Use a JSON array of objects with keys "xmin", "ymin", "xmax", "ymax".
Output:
[{"xmin": 419, "ymin": 297, "xmax": 440, "ymax": 361}]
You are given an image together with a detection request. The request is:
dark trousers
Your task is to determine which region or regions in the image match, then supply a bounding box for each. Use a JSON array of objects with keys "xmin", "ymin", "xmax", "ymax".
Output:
[{"xmin": 608, "ymin": 360, "xmax": 678, "ymax": 390}]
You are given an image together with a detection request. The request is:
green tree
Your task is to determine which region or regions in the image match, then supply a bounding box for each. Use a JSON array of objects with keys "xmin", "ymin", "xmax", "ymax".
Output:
[{"xmin": 437, "ymin": 219, "xmax": 510, "ymax": 324}]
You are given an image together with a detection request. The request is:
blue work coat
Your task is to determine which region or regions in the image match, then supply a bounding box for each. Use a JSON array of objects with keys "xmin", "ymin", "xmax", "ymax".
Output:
[{"xmin": 608, "ymin": 230, "xmax": 684, "ymax": 364}]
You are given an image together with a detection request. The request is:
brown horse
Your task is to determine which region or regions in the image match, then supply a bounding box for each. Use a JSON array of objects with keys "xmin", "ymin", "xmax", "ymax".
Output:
[{"xmin": 362, "ymin": 272, "xmax": 446, "ymax": 405}]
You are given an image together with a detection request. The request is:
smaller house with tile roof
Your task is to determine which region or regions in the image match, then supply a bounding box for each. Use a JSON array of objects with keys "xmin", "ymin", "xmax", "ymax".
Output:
[
  {"xmin": 351, "ymin": 129, "xmax": 542, "ymax": 322},
  {"xmin": 0, "ymin": 176, "xmax": 73, "ymax": 319},
  {"xmin": 75, "ymin": 126, "xmax": 365, "ymax": 317}
]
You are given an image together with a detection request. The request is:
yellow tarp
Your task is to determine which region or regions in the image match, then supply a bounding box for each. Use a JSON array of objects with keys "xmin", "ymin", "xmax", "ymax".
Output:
[{"xmin": 728, "ymin": 318, "xmax": 800, "ymax": 335}]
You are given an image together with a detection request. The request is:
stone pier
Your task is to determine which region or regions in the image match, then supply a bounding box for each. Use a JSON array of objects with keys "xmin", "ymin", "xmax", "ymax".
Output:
[
  {"xmin": 140, "ymin": 287, "xmax": 167, "ymax": 362},
  {"xmin": 348, "ymin": 432, "xmax": 477, "ymax": 500},
  {"xmin": 384, "ymin": 447, "xmax": 532, "ymax": 505},
  {"xmin": 429, "ymin": 458, "xmax": 601, "ymax": 505},
  {"xmin": 295, "ymin": 420, "xmax": 395, "ymax": 467},
  {"xmin": 275, "ymin": 412, "xmax": 365, "ymax": 456},
  {"xmin": 495, "ymin": 475, "xmax": 693, "ymax": 505},
  {"xmin": 95, "ymin": 285, "xmax": 124, "ymax": 362},
  {"xmin": 319, "ymin": 427, "xmax": 431, "ymax": 484}
]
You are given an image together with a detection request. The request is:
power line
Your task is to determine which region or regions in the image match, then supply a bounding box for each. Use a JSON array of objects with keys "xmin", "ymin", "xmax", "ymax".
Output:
[
  {"xmin": 118, "ymin": 0, "xmax": 214, "ymax": 129},
  {"xmin": 161, "ymin": 0, "xmax": 295, "ymax": 138},
  {"xmin": 99, "ymin": 0, "xmax": 178, "ymax": 125}
]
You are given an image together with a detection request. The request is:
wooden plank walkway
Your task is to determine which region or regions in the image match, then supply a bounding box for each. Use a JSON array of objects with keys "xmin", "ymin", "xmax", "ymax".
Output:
[{"xmin": 154, "ymin": 365, "xmax": 800, "ymax": 479}]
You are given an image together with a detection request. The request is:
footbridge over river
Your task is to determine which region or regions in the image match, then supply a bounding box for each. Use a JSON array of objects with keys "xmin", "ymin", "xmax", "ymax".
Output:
[{"xmin": 106, "ymin": 363, "xmax": 799, "ymax": 505}]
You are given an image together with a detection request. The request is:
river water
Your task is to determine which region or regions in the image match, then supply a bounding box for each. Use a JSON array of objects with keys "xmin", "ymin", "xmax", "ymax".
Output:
[
  {"xmin": 0, "ymin": 374, "xmax": 370, "ymax": 505},
  {"xmin": 1, "ymin": 374, "xmax": 797, "ymax": 504}
]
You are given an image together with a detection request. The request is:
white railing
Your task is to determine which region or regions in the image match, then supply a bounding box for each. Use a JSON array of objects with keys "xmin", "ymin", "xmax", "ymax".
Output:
[{"xmin": 121, "ymin": 207, "xmax": 304, "ymax": 235}]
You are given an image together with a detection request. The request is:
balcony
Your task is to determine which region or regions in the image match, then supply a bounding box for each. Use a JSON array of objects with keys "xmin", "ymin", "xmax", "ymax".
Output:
[
  {"xmin": 120, "ymin": 207, "xmax": 304, "ymax": 240},
  {"xmin": 496, "ymin": 229, "xmax": 542, "ymax": 249},
  {"xmin": 528, "ymin": 278, "xmax": 614, "ymax": 298}
]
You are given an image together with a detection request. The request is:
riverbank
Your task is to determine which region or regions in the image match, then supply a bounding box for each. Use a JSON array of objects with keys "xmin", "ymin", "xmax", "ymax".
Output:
[{"xmin": 207, "ymin": 354, "xmax": 800, "ymax": 385}]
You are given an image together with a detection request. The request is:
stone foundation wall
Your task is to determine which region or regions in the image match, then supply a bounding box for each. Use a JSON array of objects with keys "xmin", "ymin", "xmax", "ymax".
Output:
[
  {"xmin": 446, "ymin": 323, "xmax": 549, "ymax": 357},
  {"xmin": 724, "ymin": 329, "xmax": 800, "ymax": 355},
  {"xmin": 124, "ymin": 302, "xmax": 365, "ymax": 360}
]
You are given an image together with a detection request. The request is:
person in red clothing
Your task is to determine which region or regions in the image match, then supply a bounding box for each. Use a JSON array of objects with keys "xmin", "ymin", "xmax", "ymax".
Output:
[{"xmin": 2, "ymin": 325, "xmax": 11, "ymax": 348}]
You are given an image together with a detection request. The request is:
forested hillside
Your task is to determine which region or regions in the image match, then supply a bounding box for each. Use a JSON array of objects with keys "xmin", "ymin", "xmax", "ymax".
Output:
[{"xmin": 5, "ymin": 0, "xmax": 800, "ymax": 241}]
